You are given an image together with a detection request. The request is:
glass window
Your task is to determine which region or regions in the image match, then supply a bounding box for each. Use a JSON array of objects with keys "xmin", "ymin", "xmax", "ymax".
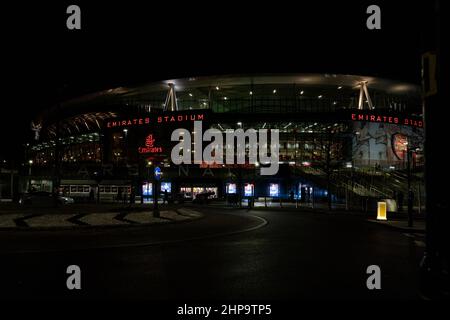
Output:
[
  {"xmin": 269, "ymin": 183, "xmax": 279, "ymax": 197},
  {"xmin": 160, "ymin": 182, "xmax": 172, "ymax": 193},
  {"xmin": 226, "ymin": 183, "xmax": 236, "ymax": 194},
  {"xmin": 206, "ymin": 187, "xmax": 218, "ymax": 198},
  {"xmin": 180, "ymin": 187, "xmax": 192, "ymax": 197},
  {"xmin": 244, "ymin": 184, "xmax": 254, "ymax": 197},
  {"xmin": 142, "ymin": 183, "xmax": 152, "ymax": 196}
]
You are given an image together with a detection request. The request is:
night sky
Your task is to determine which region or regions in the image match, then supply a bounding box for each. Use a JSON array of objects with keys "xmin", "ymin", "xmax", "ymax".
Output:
[{"xmin": 2, "ymin": 1, "xmax": 430, "ymax": 162}]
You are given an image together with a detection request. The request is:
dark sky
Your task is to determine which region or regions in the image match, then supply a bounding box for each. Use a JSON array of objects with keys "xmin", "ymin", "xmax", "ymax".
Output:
[{"xmin": 1, "ymin": 1, "xmax": 431, "ymax": 161}]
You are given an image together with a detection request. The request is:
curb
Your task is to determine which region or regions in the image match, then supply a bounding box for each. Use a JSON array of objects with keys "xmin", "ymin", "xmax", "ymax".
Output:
[
  {"xmin": 366, "ymin": 219, "xmax": 426, "ymax": 233},
  {"xmin": 0, "ymin": 209, "xmax": 205, "ymax": 231}
]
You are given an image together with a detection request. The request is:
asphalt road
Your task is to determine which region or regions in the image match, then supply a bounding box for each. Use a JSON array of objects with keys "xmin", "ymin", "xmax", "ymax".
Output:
[{"xmin": 0, "ymin": 207, "xmax": 424, "ymax": 300}]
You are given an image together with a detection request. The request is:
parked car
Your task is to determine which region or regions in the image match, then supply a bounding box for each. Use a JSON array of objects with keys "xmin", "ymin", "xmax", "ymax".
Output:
[{"xmin": 19, "ymin": 191, "xmax": 75, "ymax": 206}]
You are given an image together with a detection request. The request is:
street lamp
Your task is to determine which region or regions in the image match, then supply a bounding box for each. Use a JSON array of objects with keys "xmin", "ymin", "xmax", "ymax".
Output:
[
  {"xmin": 406, "ymin": 146, "xmax": 415, "ymax": 228},
  {"xmin": 252, "ymin": 162, "xmax": 260, "ymax": 208},
  {"xmin": 293, "ymin": 128, "xmax": 298, "ymax": 208},
  {"xmin": 28, "ymin": 160, "xmax": 33, "ymax": 191},
  {"xmin": 152, "ymin": 163, "xmax": 161, "ymax": 218},
  {"xmin": 142, "ymin": 160, "xmax": 153, "ymax": 205},
  {"xmin": 401, "ymin": 140, "xmax": 415, "ymax": 227},
  {"xmin": 123, "ymin": 128, "xmax": 129, "ymax": 165},
  {"xmin": 147, "ymin": 160, "xmax": 162, "ymax": 218}
]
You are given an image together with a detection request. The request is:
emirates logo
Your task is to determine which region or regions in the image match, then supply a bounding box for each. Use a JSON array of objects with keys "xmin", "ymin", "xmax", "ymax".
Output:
[
  {"xmin": 139, "ymin": 134, "xmax": 163, "ymax": 154},
  {"xmin": 145, "ymin": 134, "xmax": 156, "ymax": 147}
]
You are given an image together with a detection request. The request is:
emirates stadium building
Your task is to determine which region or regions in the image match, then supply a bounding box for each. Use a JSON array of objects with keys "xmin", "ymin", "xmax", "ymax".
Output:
[{"xmin": 20, "ymin": 74, "xmax": 424, "ymax": 208}]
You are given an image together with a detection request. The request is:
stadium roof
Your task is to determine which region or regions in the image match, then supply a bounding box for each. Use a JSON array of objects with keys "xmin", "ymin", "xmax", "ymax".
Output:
[{"xmin": 61, "ymin": 73, "xmax": 420, "ymax": 107}]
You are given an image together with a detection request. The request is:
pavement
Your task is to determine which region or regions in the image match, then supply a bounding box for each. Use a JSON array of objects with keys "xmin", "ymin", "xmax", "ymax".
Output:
[
  {"xmin": 0, "ymin": 204, "xmax": 203, "ymax": 229},
  {"xmin": 367, "ymin": 219, "xmax": 425, "ymax": 233}
]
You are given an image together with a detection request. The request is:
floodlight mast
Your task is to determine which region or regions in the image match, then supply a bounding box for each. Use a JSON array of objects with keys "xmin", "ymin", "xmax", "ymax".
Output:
[{"xmin": 164, "ymin": 83, "xmax": 178, "ymax": 112}]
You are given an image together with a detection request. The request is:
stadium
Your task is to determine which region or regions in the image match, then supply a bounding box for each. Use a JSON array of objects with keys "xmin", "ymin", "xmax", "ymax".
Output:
[{"xmin": 17, "ymin": 74, "xmax": 424, "ymax": 209}]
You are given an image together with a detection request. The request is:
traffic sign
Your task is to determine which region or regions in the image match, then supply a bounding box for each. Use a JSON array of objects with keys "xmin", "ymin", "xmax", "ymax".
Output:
[{"xmin": 154, "ymin": 166, "xmax": 162, "ymax": 180}]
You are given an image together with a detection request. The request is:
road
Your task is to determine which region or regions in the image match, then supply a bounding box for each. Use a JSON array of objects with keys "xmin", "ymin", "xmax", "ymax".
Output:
[{"xmin": 0, "ymin": 206, "xmax": 424, "ymax": 300}]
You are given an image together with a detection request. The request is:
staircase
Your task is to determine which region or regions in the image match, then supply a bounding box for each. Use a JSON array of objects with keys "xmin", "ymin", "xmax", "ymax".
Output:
[{"xmin": 294, "ymin": 165, "xmax": 423, "ymax": 200}]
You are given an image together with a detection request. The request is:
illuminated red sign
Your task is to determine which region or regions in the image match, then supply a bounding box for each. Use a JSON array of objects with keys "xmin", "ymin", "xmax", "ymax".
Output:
[
  {"xmin": 351, "ymin": 113, "xmax": 423, "ymax": 128},
  {"xmin": 138, "ymin": 134, "xmax": 163, "ymax": 154},
  {"xmin": 106, "ymin": 113, "xmax": 205, "ymax": 129},
  {"xmin": 145, "ymin": 134, "xmax": 155, "ymax": 147}
]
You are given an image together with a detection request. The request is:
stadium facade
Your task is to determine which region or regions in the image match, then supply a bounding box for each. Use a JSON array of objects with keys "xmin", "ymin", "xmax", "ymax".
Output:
[{"xmin": 5, "ymin": 74, "xmax": 424, "ymax": 206}]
